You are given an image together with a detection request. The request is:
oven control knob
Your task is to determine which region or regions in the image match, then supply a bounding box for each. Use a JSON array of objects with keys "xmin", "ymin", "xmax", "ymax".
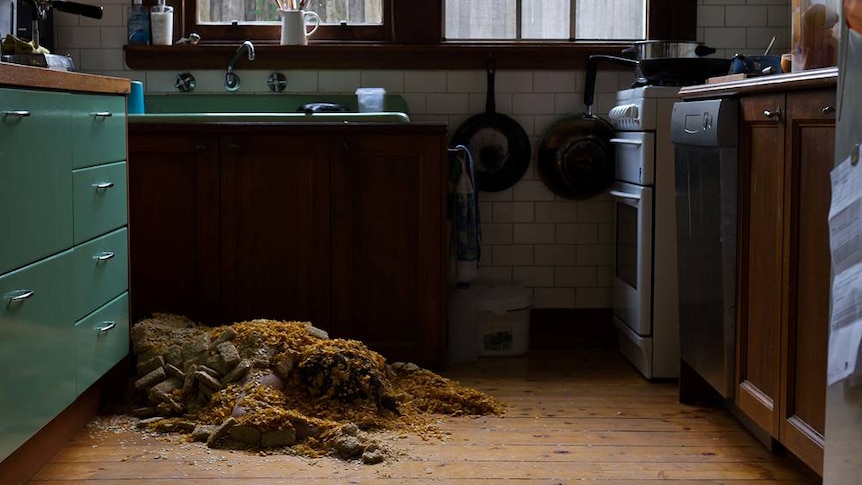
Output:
[{"xmin": 609, "ymin": 104, "xmax": 639, "ymax": 121}]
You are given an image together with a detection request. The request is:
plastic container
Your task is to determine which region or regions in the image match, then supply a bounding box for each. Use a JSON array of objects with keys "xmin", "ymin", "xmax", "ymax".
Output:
[
  {"xmin": 127, "ymin": 0, "xmax": 150, "ymax": 45},
  {"xmin": 473, "ymin": 284, "xmax": 532, "ymax": 356},
  {"xmin": 448, "ymin": 283, "xmax": 479, "ymax": 363},
  {"xmin": 355, "ymin": 87, "xmax": 386, "ymax": 113},
  {"xmin": 150, "ymin": 0, "xmax": 174, "ymax": 46},
  {"xmin": 129, "ymin": 81, "xmax": 145, "ymax": 114},
  {"xmin": 791, "ymin": 0, "xmax": 840, "ymax": 71}
]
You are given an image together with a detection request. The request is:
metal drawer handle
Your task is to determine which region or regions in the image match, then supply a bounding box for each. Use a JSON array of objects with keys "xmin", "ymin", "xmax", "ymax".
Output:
[
  {"xmin": 3, "ymin": 110, "xmax": 31, "ymax": 117},
  {"xmin": 609, "ymin": 189, "xmax": 642, "ymax": 201},
  {"xmin": 822, "ymin": 105, "xmax": 835, "ymax": 114},
  {"xmin": 609, "ymin": 138, "xmax": 644, "ymax": 146},
  {"xmin": 4, "ymin": 289, "xmax": 35, "ymax": 306},
  {"xmin": 763, "ymin": 108, "xmax": 782, "ymax": 121},
  {"xmin": 96, "ymin": 321, "xmax": 117, "ymax": 334},
  {"xmin": 92, "ymin": 112, "xmax": 113, "ymax": 118},
  {"xmin": 92, "ymin": 181, "xmax": 115, "ymax": 190},
  {"xmin": 93, "ymin": 251, "xmax": 115, "ymax": 262}
]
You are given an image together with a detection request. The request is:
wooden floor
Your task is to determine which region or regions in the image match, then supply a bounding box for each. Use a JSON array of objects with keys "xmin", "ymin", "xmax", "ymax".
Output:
[{"xmin": 28, "ymin": 348, "xmax": 817, "ymax": 484}]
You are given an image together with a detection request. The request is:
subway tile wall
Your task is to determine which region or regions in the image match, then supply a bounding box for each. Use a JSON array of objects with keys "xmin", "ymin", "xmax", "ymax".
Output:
[{"xmin": 51, "ymin": 0, "xmax": 790, "ymax": 309}]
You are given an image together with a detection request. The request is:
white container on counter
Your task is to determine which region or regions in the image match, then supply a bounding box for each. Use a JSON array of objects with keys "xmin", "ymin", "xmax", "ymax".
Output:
[{"xmin": 150, "ymin": 0, "xmax": 174, "ymax": 46}]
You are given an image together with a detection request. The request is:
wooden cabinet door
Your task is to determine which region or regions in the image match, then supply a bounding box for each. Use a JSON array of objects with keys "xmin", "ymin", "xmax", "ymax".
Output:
[
  {"xmin": 128, "ymin": 130, "xmax": 221, "ymax": 325},
  {"xmin": 737, "ymin": 94, "xmax": 787, "ymax": 436},
  {"xmin": 779, "ymin": 90, "xmax": 836, "ymax": 475},
  {"xmin": 219, "ymin": 132, "xmax": 331, "ymax": 330},
  {"xmin": 330, "ymin": 129, "xmax": 447, "ymax": 368}
]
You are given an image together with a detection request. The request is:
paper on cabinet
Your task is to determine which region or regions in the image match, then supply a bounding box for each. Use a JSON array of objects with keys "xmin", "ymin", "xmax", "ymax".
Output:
[{"xmin": 827, "ymin": 147, "xmax": 862, "ymax": 385}]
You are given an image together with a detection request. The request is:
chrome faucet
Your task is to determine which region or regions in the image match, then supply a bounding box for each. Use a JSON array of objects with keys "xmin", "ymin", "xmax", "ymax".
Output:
[{"xmin": 224, "ymin": 41, "xmax": 255, "ymax": 92}]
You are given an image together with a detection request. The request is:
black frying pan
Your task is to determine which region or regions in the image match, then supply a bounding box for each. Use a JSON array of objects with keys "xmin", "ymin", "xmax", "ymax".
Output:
[
  {"xmin": 451, "ymin": 60, "xmax": 531, "ymax": 192},
  {"xmin": 536, "ymin": 55, "xmax": 615, "ymax": 199}
]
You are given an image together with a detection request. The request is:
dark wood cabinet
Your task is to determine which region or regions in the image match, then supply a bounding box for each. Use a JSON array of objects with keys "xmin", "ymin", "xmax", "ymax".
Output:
[
  {"xmin": 737, "ymin": 89, "xmax": 835, "ymax": 475},
  {"xmin": 128, "ymin": 132, "xmax": 221, "ymax": 325},
  {"xmin": 220, "ymin": 133, "xmax": 332, "ymax": 327},
  {"xmin": 129, "ymin": 123, "xmax": 448, "ymax": 368},
  {"xmin": 330, "ymin": 133, "xmax": 447, "ymax": 367}
]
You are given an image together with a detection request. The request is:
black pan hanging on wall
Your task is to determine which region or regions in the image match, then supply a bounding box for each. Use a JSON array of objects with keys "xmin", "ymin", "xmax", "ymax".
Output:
[
  {"xmin": 536, "ymin": 55, "xmax": 616, "ymax": 200},
  {"xmin": 450, "ymin": 59, "xmax": 531, "ymax": 192}
]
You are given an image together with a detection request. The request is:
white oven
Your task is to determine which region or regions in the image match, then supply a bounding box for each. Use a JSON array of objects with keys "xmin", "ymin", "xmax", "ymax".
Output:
[{"xmin": 609, "ymin": 86, "xmax": 680, "ymax": 380}]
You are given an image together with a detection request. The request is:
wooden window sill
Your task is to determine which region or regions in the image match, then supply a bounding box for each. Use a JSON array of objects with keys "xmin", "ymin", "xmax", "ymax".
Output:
[{"xmin": 124, "ymin": 43, "xmax": 630, "ymax": 71}]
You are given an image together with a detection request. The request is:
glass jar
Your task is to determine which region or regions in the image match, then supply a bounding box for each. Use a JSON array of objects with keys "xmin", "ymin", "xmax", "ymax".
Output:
[{"xmin": 791, "ymin": 0, "xmax": 841, "ymax": 71}]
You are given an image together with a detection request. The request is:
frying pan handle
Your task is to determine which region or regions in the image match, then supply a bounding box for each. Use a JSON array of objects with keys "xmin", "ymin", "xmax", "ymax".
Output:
[
  {"xmin": 52, "ymin": 0, "xmax": 103, "ymax": 19},
  {"xmin": 584, "ymin": 55, "xmax": 638, "ymax": 111},
  {"xmin": 695, "ymin": 44, "xmax": 717, "ymax": 57}
]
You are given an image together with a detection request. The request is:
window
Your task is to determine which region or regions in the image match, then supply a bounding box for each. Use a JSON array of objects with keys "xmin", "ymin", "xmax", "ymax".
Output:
[
  {"xmin": 444, "ymin": 0, "xmax": 645, "ymax": 41},
  {"xmin": 199, "ymin": 0, "xmax": 384, "ymax": 25},
  {"xmin": 188, "ymin": 0, "xmax": 390, "ymax": 41}
]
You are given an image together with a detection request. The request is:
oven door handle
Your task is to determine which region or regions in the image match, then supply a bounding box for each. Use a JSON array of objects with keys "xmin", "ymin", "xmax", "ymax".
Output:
[
  {"xmin": 609, "ymin": 189, "xmax": 641, "ymax": 201},
  {"xmin": 609, "ymin": 138, "xmax": 643, "ymax": 146}
]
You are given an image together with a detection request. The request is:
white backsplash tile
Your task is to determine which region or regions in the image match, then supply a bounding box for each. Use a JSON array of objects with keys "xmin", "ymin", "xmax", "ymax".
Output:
[
  {"xmin": 534, "ymin": 244, "xmax": 577, "ymax": 266},
  {"xmin": 555, "ymin": 266, "xmax": 597, "ymax": 287}
]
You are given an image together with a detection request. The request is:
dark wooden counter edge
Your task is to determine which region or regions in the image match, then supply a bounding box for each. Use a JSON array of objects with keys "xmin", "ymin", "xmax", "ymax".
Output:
[
  {"xmin": 678, "ymin": 67, "xmax": 838, "ymax": 100},
  {"xmin": 0, "ymin": 62, "xmax": 130, "ymax": 94}
]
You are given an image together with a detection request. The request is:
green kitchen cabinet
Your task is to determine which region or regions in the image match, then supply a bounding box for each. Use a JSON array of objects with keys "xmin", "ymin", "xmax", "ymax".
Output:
[
  {"xmin": 75, "ymin": 293, "xmax": 130, "ymax": 394},
  {"xmin": 0, "ymin": 251, "xmax": 75, "ymax": 461},
  {"xmin": 69, "ymin": 228, "xmax": 129, "ymax": 321},
  {"xmin": 72, "ymin": 162, "xmax": 128, "ymax": 244},
  {"xmin": 69, "ymin": 94, "xmax": 127, "ymax": 169},
  {"xmin": 0, "ymin": 87, "xmax": 129, "ymax": 463},
  {"xmin": 0, "ymin": 89, "xmax": 73, "ymax": 275}
]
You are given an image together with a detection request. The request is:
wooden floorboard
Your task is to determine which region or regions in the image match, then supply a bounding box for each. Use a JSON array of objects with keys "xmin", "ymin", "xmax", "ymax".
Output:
[{"xmin": 24, "ymin": 349, "xmax": 818, "ymax": 484}]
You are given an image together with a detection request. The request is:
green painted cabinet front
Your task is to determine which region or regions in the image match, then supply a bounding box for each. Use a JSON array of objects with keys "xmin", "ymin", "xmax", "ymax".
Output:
[
  {"xmin": 75, "ymin": 293, "xmax": 130, "ymax": 394},
  {"xmin": 0, "ymin": 89, "xmax": 72, "ymax": 275},
  {"xmin": 0, "ymin": 251, "xmax": 75, "ymax": 462},
  {"xmin": 72, "ymin": 161, "xmax": 128, "ymax": 244},
  {"xmin": 69, "ymin": 94, "xmax": 127, "ymax": 169},
  {"xmin": 70, "ymin": 228, "xmax": 129, "ymax": 321}
]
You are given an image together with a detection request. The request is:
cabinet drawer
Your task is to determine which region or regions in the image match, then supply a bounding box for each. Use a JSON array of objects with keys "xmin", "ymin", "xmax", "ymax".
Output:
[
  {"xmin": 0, "ymin": 89, "xmax": 73, "ymax": 275},
  {"xmin": 75, "ymin": 292, "xmax": 129, "ymax": 394},
  {"xmin": 70, "ymin": 228, "xmax": 129, "ymax": 321},
  {"xmin": 73, "ymin": 161, "xmax": 128, "ymax": 244},
  {"xmin": 69, "ymin": 94, "xmax": 126, "ymax": 169},
  {"xmin": 0, "ymin": 251, "xmax": 75, "ymax": 461}
]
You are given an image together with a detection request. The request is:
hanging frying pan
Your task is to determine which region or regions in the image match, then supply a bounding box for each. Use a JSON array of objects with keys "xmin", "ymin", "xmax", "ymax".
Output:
[
  {"xmin": 450, "ymin": 60, "xmax": 531, "ymax": 192},
  {"xmin": 536, "ymin": 55, "xmax": 616, "ymax": 199}
]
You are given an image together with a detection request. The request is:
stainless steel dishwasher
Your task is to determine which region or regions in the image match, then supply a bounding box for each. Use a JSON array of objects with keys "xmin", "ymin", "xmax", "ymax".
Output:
[{"xmin": 671, "ymin": 99, "xmax": 738, "ymax": 400}]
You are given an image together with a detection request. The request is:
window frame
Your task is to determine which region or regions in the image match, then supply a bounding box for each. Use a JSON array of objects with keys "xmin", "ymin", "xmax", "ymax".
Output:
[
  {"xmin": 125, "ymin": 0, "xmax": 696, "ymax": 71},
  {"xmin": 184, "ymin": 0, "xmax": 393, "ymax": 42}
]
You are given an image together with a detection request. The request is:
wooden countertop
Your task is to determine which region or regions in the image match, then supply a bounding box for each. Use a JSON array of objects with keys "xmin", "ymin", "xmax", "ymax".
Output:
[
  {"xmin": 678, "ymin": 67, "xmax": 838, "ymax": 100},
  {"xmin": 0, "ymin": 62, "xmax": 130, "ymax": 94}
]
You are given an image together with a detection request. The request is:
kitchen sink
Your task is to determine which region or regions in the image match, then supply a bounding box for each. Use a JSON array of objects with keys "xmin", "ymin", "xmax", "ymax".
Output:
[
  {"xmin": 128, "ymin": 112, "xmax": 411, "ymax": 123},
  {"xmin": 131, "ymin": 93, "xmax": 410, "ymax": 123}
]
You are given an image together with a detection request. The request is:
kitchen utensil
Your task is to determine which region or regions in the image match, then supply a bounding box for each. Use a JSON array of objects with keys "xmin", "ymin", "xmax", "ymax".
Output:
[
  {"xmin": 764, "ymin": 35, "xmax": 777, "ymax": 55},
  {"xmin": 450, "ymin": 60, "xmax": 531, "ymax": 192},
  {"xmin": 536, "ymin": 55, "xmax": 615, "ymax": 200}
]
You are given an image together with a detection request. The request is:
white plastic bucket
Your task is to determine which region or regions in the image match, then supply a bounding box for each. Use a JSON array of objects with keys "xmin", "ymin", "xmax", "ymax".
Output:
[{"xmin": 472, "ymin": 284, "xmax": 532, "ymax": 356}]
